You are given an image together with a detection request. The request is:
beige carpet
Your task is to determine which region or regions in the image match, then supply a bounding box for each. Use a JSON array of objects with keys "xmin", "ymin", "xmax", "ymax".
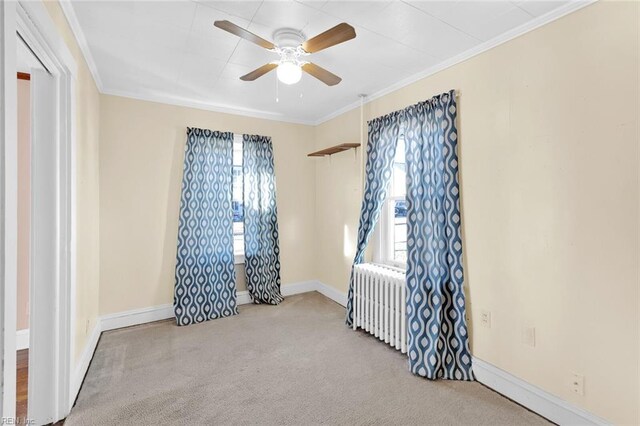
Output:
[{"xmin": 66, "ymin": 292, "xmax": 549, "ymax": 425}]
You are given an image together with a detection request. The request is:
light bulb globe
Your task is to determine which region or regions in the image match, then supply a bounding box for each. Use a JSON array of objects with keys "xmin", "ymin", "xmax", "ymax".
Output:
[{"xmin": 277, "ymin": 62, "xmax": 302, "ymax": 85}]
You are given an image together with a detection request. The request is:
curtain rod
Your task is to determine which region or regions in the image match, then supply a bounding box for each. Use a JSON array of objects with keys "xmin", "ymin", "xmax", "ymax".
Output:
[{"xmin": 365, "ymin": 89, "xmax": 460, "ymax": 125}]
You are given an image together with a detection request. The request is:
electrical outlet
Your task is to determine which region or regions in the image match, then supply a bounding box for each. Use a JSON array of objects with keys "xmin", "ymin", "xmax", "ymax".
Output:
[
  {"xmin": 480, "ymin": 310, "xmax": 491, "ymax": 328},
  {"xmin": 571, "ymin": 373, "xmax": 585, "ymax": 396},
  {"xmin": 522, "ymin": 326, "xmax": 535, "ymax": 347}
]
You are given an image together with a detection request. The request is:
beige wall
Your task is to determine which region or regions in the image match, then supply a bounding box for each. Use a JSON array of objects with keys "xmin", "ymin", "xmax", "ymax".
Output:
[
  {"xmin": 16, "ymin": 79, "xmax": 30, "ymax": 331},
  {"xmin": 314, "ymin": 2, "xmax": 639, "ymax": 424},
  {"xmin": 315, "ymin": 108, "xmax": 366, "ymax": 289},
  {"xmin": 98, "ymin": 95, "xmax": 316, "ymax": 315},
  {"xmin": 44, "ymin": 2, "xmax": 101, "ymax": 362}
]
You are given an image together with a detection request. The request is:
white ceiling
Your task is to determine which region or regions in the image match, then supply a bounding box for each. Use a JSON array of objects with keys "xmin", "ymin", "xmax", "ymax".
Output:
[{"xmin": 68, "ymin": 0, "xmax": 579, "ymax": 124}]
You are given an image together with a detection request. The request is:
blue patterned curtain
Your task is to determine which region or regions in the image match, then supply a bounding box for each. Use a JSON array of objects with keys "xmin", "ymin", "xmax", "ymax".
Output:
[
  {"xmin": 404, "ymin": 91, "xmax": 474, "ymax": 380},
  {"xmin": 346, "ymin": 112, "xmax": 402, "ymax": 327},
  {"xmin": 243, "ymin": 135, "xmax": 284, "ymax": 305},
  {"xmin": 174, "ymin": 128, "xmax": 238, "ymax": 326}
]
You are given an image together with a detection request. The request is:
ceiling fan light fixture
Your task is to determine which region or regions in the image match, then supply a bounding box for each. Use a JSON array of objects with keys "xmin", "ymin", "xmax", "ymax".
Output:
[
  {"xmin": 277, "ymin": 61, "xmax": 302, "ymax": 85},
  {"xmin": 214, "ymin": 21, "xmax": 355, "ymax": 86}
]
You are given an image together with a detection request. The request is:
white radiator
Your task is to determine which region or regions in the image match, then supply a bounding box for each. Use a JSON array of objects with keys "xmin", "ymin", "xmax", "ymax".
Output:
[{"xmin": 353, "ymin": 263, "xmax": 407, "ymax": 354}]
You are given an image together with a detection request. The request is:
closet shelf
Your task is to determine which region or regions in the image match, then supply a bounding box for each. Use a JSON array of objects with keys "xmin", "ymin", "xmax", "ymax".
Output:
[{"xmin": 307, "ymin": 143, "xmax": 360, "ymax": 157}]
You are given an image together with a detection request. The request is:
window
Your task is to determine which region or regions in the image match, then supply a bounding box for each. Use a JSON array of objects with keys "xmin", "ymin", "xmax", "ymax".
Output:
[
  {"xmin": 376, "ymin": 137, "xmax": 407, "ymax": 267},
  {"xmin": 232, "ymin": 135, "xmax": 244, "ymax": 263}
]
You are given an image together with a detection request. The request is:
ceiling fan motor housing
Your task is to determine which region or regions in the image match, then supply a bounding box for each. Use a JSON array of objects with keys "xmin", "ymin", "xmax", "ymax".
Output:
[
  {"xmin": 273, "ymin": 28, "xmax": 309, "ymax": 67},
  {"xmin": 273, "ymin": 28, "xmax": 305, "ymax": 49}
]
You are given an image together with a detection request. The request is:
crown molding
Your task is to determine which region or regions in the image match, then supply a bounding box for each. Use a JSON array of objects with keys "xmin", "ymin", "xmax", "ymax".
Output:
[
  {"xmin": 58, "ymin": 0, "xmax": 595, "ymax": 127},
  {"xmin": 58, "ymin": 0, "xmax": 104, "ymax": 91},
  {"xmin": 100, "ymin": 86, "xmax": 317, "ymax": 126},
  {"xmin": 313, "ymin": 0, "xmax": 597, "ymax": 125}
]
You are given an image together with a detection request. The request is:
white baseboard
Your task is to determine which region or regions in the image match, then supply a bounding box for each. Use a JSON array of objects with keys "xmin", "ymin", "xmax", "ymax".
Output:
[
  {"xmin": 236, "ymin": 291, "xmax": 252, "ymax": 305},
  {"xmin": 315, "ymin": 281, "xmax": 347, "ymax": 307},
  {"xmin": 472, "ymin": 357, "xmax": 609, "ymax": 425},
  {"xmin": 16, "ymin": 329, "xmax": 29, "ymax": 350},
  {"xmin": 70, "ymin": 322, "xmax": 100, "ymax": 411},
  {"xmin": 282, "ymin": 280, "xmax": 318, "ymax": 296},
  {"xmin": 240, "ymin": 280, "xmax": 319, "ymax": 302},
  {"xmin": 100, "ymin": 280, "xmax": 321, "ymax": 332},
  {"xmin": 100, "ymin": 303, "xmax": 174, "ymax": 332}
]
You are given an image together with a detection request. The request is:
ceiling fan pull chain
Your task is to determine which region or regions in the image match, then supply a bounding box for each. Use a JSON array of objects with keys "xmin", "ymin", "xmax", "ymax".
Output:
[{"xmin": 275, "ymin": 74, "xmax": 279, "ymax": 103}]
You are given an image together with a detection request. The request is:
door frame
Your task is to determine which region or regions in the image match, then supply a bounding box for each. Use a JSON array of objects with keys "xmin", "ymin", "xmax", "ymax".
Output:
[
  {"xmin": 1, "ymin": 0, "xmax": 18, "ymax": 418},
  {"xmin": 1, "ymin": 0, "xmax": 77, "ymax": 422}
]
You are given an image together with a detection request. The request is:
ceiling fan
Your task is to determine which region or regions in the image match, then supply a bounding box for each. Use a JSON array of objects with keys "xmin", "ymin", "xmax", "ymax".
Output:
[{"xmin": 213, "ymin": 20, "xmax": 356, "ymax": 86}]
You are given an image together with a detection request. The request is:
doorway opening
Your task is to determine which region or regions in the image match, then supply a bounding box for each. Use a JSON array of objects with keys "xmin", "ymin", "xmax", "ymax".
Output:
[
  {"xmin": 15, "ymin": 32, "xmax": 44, "ymax": 420},
  {"xmin": 15, "ymin": 68, "xmax": 29, "ymax": 421}
]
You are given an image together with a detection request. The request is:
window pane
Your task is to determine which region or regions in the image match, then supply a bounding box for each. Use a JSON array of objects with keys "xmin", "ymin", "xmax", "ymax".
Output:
[
  {"xmin": 393, "ymin": 199, "xmax": 407, "ymax": 263},
  {"xmin": 232, "ymin": 166, "xmax": 243, "ymax": 204},
  {"xmin": 233, "ymin": 221, "xmax": 244, "ymax": 255},
  {"xmin": 232, "ymin": 196, "xmax": 243, "ymax": 222},
  {"xmin": 233, "ymin": 135, "xmax": 243, "ymax": 167},
  {"xmin": 232, "ymin": 135, "xmax": 244, "ymax": 256}
]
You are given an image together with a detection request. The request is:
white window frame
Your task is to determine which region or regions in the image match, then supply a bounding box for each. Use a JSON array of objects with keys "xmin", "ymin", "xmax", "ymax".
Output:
[
  {"xmin": 232, "ymin": 134, "xmax": 244, "ymax": 264},
  {"xmin": 373, "ymin": 134, "xmax": 407, "ymax": 270},
  {"xmin": 375, "ymin": 195, "xmax": 407, "ymax": 269}
]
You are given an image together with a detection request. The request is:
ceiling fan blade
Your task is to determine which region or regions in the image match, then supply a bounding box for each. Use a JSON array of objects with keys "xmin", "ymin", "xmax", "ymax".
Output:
[
  {"xmin": 302, "ymin": 63, "xmax": 341, "ymax": 86},
  {"xmin": 240, "ymin": 63, "xmax": 278, "ymax": 81},
  {"xmin": 214, "ymin": 20, "xmax": 275, "ymax": 50},
  {"xmin": 301, "ymin": 23, "xmax": 356, "ymax": 54}
]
